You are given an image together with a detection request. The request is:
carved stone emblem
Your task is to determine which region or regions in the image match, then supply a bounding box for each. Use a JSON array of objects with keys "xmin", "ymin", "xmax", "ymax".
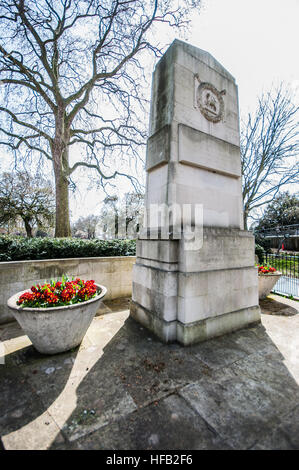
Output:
[{"xmin": 195, "ymin": 74, "xmax": 226, "ymax": 123}]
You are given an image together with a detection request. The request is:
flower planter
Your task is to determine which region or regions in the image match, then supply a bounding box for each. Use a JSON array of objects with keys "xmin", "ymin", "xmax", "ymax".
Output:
[
  {"xmin": 258, "ymin": 273, "xmax": 281, "ymax": 300},
  {"xmin": 7, "ymin": 284, "xmax": 107, "ymax": 354}
]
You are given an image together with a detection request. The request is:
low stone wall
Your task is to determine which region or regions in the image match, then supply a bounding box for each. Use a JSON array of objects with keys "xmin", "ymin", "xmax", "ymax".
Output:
[{"xmin": 0, "ymin": 256, "xmax": 136, "ymax": 324}]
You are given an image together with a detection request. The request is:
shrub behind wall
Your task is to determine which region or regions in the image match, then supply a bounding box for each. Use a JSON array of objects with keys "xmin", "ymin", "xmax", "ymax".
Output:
[
  {"xmin": 0, "ymin": 236, "xmax": 136, "ymax": 262},
  {"xmin": 255, "ymin": 244, "xmax": 265, "ymax": 264}
]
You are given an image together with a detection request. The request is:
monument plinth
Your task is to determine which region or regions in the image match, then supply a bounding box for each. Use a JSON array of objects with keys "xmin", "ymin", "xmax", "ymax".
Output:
[{"xmin": 130, "ymin": 40, "xmax": 260, "ymax": 345}]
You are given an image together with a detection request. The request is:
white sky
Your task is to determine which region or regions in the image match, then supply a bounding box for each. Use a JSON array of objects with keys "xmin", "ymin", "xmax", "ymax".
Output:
[
  {"xmin": 189, "ymin": 0, "xmax": 299, "ymax": 115},
  {"xmin": 72, "ymin": 0, "xmax": 299, "ymax": 221},
  {"xmin": 1, "ymin": 0, "xmax": 299, "ymax": 222}
]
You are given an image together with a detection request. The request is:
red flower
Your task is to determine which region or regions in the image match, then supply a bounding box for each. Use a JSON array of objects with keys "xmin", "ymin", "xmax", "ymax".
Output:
[
  {"xmin": 17, "ymin": 278, "xmax": 98, "ymax": 308},
  {"xmin": 258, "ymin": 264, "xmax": 276, "ymax": 274}
]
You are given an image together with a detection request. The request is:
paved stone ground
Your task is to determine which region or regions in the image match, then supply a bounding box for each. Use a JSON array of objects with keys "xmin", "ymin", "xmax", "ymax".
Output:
[{"xmin": 0, "ymin": 295, "xmax": 298, "ymax": 450}]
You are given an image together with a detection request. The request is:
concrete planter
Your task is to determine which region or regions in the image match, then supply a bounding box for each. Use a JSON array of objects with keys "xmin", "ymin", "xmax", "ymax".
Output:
[
  {"xmin": 258, "ymin": 273, "xmax": 282, "ymax": 300},
  {"xmin": 7, "ymin": 284, "xmax": 107, "ymax": 354},
  {"xmin": 0, "ymin": 256, "xmax": 135, "ymax": 325}
]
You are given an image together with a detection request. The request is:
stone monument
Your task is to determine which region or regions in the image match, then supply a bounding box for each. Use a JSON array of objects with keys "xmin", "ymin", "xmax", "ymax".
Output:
[{"xmin": 130, "ymin": 40, "xmax": 261, "ymax": 345}]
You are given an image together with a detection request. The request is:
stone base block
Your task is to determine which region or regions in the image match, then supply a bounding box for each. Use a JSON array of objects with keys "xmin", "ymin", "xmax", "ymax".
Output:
[
  {"xmin": 130, "ymin": 300, "xmax": 260, "ymax": 345},
  {"xmin": 130, "ymin": 228, "xmax": 261, "ymax": 345},
  {"xmin": 176, "ymin": 305, "xmax": 261, "ymax": 345},
  {"xmin": 130, "ymin": 300, "xmax": 177, "ymax": 343}
]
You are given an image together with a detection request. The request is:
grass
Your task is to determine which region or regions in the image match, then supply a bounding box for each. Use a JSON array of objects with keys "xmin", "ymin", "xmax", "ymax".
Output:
[{"xmin": 263, "ymin": 254, "xmax": 299, "ymax": 278}]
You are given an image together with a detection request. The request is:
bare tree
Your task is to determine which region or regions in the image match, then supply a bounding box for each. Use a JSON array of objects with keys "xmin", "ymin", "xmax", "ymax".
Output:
[
  {"xmin": 99, "ymin": 191, "xmax": 144, "ymax": 238},
  {"xmin": 72, "ymin": 214, "xmax": 99, "ymax": 238},
  {"xmin": 241, "ymin": 84, "xmax": 299, "ymax": 229},
  {"xmin": 101, "ymin": 194, "xmax": 119, "ymax": 238},
  {"xmin": 123, "ymin": 191, "xmax": 144, "ymax": 235},
  {"xmin": 0, "ymin": 0, "xmax": 200, "ymax": 237},
  {"xmin": 0, "ymin": 171, "xmax": 55, "ymax": 237}
]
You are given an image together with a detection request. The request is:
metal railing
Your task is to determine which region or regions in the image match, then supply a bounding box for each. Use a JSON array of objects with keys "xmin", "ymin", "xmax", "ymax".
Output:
[
  {"xmin": 256, "ymin": 224, "xmax": 299, "ymax": 238},
  {"xmin": 262, "ymin": 252, "xmax": 299, "ymax": 298}
]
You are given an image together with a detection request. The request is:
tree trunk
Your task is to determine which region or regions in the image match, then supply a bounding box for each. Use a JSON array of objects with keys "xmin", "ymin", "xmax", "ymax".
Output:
[
  {"xmin": 23, "ymin": 218, "xmax": 33, "ymax": 237},
  {"xmin": 243, "ymin": 207, "xmax": 249, "ymax": 231},
  {"xmin": 53, "ymin": 108, "xmax": 71, "ymax": 238},
  {"xmin": 54, "ymin": 167, "xmax": 71, "ymax": 237}
]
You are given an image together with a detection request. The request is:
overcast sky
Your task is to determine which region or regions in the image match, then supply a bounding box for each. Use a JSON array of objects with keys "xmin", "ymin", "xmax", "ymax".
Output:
[
  {"xmin": 2, "ymin": 0, "xmax": 298, "ymax": 222},
  {"xmin": 70, "ymin": 0, "xmax": 299, "ymax": 221},
  {"xmin": 189, "ymin": 0, "xmax": 299, "ymax": 114}
]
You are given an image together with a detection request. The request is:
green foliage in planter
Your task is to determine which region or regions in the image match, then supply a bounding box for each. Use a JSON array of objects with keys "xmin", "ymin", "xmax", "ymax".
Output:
[
  {"xmin": 0, "ymin": 236, "xmax": 136, "ymax": 262},
  {"xmin": 255, "ymin": 244, "xmax": 265, "ymax": 264}
]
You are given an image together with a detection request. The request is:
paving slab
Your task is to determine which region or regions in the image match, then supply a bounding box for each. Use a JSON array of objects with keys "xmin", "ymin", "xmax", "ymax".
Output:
[
  {"xmin": 0, "ymin": 368, "xmax": 33, "ymax": 416},
  {"xmin": 251, "ymin": 405, "xmax": 299, "ymax": 450},
  {"xmin": 178, "ymin": 350, "xmax": 299, "ymax": 450},
  {"xmin": 188, "ymin": 331, "xmax": 257, "ymax": 370},
  {"xmin": 1, "ymin": 408, "xmax": 63, "ymax": 451},
  {"xmin": 116, "ymin": 341, "xmax": 211, "ymax": 408},
  {"xmin": 69, "ymin": 394, "xmax": 232, "ymax": 450},
  {"xmin": 0, "ymin": 296, "xmax": 298, "ymax": 450},
  {"xmin": 260, "ymin": 296, "xmax": 298, "ymax": 316},
  {"xmin": 60, "ymin": 364, "xmax": 137, "ymax": 442},
  {"xmin": 261, "ymin": 294, "xmax": 298, "ymax": 314}
]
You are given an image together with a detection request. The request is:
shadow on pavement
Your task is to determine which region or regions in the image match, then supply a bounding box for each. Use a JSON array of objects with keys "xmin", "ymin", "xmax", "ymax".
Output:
[
  {"xmin": 51, "ymin": 313, "xmax": 299, "ymax": 450},
  {"xmin": 1, "ymin": 296, "xmax": 299, "ymax": 450}
]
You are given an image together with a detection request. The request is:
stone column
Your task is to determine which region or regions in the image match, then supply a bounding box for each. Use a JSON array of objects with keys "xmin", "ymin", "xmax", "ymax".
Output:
[{"xmin": 130, "ymin": 40, "xmax": 260, "ymax": 345}]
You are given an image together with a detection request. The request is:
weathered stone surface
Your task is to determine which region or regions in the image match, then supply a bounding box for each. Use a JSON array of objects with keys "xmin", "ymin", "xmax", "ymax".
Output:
[
  {"xmin": 146, "ymin": 125, "xmax": 170, "ymax": 171},
  {"xmin": 130, "ymin": 40, "xmax": 260, "ymax": 344},
  {"xmin": 74, "ymin": 394, "xmax": 231, "ymax": 450},
  {"xmin": 178, "ymin": 371, "xmax": 281, "ymax": 450},
  {"xmin": 260, "ymin": 296, "xmax": 298, "ymax": 316},
  {"xmin": 178, "ymin": 268, "xmax": 258, "ymax": 323},
  {"xmin": 178, "ymin": 124, "xmax": 241, "ymax": 177},
  {"xmin": 145, "ymin": 40, "xmax": 243, "ymax": 226},
  {"xmin": 1, "ymin": 409, "xmax": 63, "ymax": 451},
  {"xmin": 230, "ymin": 353, "xmax": 299, "ymax": 415},
  {"xmin": 251, "ymin": 405, "xmax": 299, "ymax": 450},
  {"xmin": 178, "ymin": 341, "xmax": 299, "ymax": 450},
  {"xmin": 0, "ymin": 366, "xmax": 34, "ymax": 416},
  {"xmin": 115, "ymin": 342, "xmax": 211, "ymax": 408},
  {"xmin": 259, "ymin": 303, "xmax": 299, "ymax": 383},
  {"xmin": 133, "ymin": 228, "xmax": 260, "ymax": 344},
  {"xmin": 149, "ymin": 40, "xmax": 238, "ymax": 146},
  {"xmin": 177, "ymin": 306, "xmax": 261, "ymax": 346},
  {"xmin": 0, "ymin": 297, "xmax": 299, "ymax": 450},
  {"xmin": 179, "ymin": 227, "xmax": 255, "ymax": 272},
  {"xmin": 136, "ymin": 239, "xmax": 179, "ymax": 263},
  {"xmin": 130, "ymin": 300, "xmax": 177, "ymax": 343},
  {"xmin": 188, "ymin": 327, "xmax": 262, "ymax": 369}
]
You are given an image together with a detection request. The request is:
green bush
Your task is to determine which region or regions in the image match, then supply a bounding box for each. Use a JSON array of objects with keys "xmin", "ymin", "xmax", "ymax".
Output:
[
  {"xmin": 255, "ymin": 244, "xmax": 265, "ymax": 264},
  {"xmin": 254, "ymin": 234, "xmax": 272, "ymax": 253},
  {"xmin": 0, "ymin": 236, "xmax": 136, "ymax": 262}
]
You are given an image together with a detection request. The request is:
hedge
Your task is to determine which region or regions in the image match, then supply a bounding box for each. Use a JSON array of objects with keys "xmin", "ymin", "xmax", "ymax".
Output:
[
  {"xmin": 255, "ymin": 244, "xmax": 265, "ymax": 264},
  {"xmin": 0, "ymin": 235, "xmax": 268, "ymax": 264},
  {"xmin": 254, "ymin": 234, "xmax": 272, "ymax": 253},
  {"xmin": 0, "ymin": 236, "xmax": 136, "ymax": 262}
]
